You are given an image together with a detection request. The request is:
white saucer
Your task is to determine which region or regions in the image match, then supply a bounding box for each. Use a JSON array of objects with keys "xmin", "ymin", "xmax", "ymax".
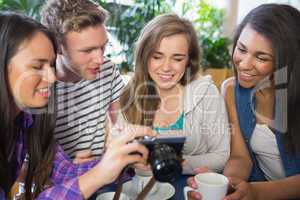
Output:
[{"xmin": 122, "ymin": 180, "xmax": 175, "ymax": 200}]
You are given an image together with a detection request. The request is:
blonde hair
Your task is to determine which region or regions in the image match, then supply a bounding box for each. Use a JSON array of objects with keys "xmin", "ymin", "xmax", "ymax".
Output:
[{"xmin": 120, "ymin": 14, "xmax": 201, "ymax": 126}]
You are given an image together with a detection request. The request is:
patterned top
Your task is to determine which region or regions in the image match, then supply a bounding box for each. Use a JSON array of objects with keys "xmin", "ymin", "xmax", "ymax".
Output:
[
  {"xmin": 0, "ymin": 112, "xmax": 98, "ymax": 200},
  {"xmin": 54, "ymin": 59, "xmax": 124, "ymax": 159}
]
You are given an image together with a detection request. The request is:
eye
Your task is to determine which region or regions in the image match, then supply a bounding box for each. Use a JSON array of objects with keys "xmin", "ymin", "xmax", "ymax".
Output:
[
  {"xmin": 32, "ymin": 65, "xmax": 42, "ymax": 70},
  {"xmin": 152, "ymin": 55, "xmax": 162, "ymax": 60},
  {"xmin": 83, "ymin": 49, "xmax": 93, "ymax": 53},
  {"xmin": 174, "ymin": 58, "xmax": 184, "ymax": 62},
  {"xmin": 237, "ymin": 47, "xmax": 246, "ymax": 53},
  {"xmin": 256, "ymin": 56, "xmax": 270, "ymax": 62}
]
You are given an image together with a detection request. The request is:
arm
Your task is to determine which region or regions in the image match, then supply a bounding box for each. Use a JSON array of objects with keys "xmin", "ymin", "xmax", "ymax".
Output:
[
  {"xmin": 108, "ymin": 100, "xmax": 120, "ymax": 125},
  {"xmin": 183, "ymin": 83, "xmax": 230, "ymax": 174},
  {"xmin": 37, "ymin": 126, "xmax": 155, "ymax": 200},
  {"xmin": 225, "ymin": 174, "xmax": 300, "ymax": 200},
  {"xmin": 252, "ymin": 175, "xmax": 300, "ymax": 199},
  {"xmin": 108, "ymin": 62, "xmax": 125, "ymax": 125},
  {"xmin": 0, "ymin": 188, "xmax": 5, "ymax": 200},
  {"xmin": 222, "ymin": 79, "xmax": 252, "ymax": 180}
]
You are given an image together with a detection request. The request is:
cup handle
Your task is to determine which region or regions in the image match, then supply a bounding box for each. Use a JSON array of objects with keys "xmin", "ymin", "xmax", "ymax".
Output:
[{"xmin": 184, "ymin": 186, "xmax": 195, "ymax": 200}]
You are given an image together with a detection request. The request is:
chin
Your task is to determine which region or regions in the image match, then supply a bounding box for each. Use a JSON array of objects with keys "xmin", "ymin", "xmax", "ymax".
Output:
[
  {"xmin": 157, "ymin": 84, "xmax": 176, "ymax": 91},
  {"xmin": 84, "ymin": 75, "xmax": 97, "ymax": 80},
  {"xmin": 238, "ymin": 79, "xmax": 256, "ymax": 88}
]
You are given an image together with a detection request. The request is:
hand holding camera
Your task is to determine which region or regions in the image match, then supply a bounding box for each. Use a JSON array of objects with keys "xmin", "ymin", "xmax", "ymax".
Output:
[{"xmin": 138, "ymin": 135, "xmax": 186, "ymax": 183}]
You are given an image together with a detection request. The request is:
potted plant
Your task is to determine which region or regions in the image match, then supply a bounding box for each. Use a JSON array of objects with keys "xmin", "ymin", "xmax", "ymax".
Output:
[
  {"xmin": 100, "ymin": 0, "xmax": 174, "ymax": 72},
  {"xmin": 192, "ymin": 0, "xmax": 232, "ymax": 88},
  {"xmin": 0, "ymin": 0, "xmax": 43, "ymax": 20}
]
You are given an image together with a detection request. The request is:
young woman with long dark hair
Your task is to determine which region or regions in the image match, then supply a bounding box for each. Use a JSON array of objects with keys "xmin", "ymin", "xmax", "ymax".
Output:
[{"xmin": 0, "ymin": 12, "xmax": 154, "ymax": 200}]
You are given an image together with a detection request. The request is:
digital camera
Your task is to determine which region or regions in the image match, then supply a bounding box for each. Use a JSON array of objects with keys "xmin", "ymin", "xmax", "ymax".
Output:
[{"xmin": 139, "ymin": 135, "xmax": 186, "ymax": 183}]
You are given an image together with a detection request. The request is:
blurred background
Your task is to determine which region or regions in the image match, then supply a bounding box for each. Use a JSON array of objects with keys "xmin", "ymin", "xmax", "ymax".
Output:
[{"xmin": 1, "ymin": 0, "xmax": 299, "ymax": 88}]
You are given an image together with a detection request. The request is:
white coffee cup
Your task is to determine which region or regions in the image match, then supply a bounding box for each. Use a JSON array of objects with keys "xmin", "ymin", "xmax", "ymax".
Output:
[
  {"xmin": 184, "ymin": 172, "xmax": 228, "ymax": 200},
  {"xmin": 96, "ymin": 192, "xmax": 130, "ymax": 200}
]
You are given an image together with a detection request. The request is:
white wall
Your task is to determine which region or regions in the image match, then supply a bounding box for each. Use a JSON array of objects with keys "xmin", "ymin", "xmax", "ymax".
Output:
[{"xmin": 237, "ymin": 0, "xmax": 300, "ymax": 23}]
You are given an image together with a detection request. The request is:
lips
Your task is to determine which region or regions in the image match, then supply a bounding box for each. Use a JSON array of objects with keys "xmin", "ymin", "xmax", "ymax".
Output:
[
  {"xmin": 36, "ymin": 87, "xmax": 50, "ymax": 98},
  {"xmin": 157, "ymin": 73, "xmax": 173, "ymax": 81},
  {"xmin": 238, "ymin": 71, "xmax": 256, "ymax": 82},
  {"xmin": 87, "ymin": 68, "xmax": 99, "ymax": 75}
]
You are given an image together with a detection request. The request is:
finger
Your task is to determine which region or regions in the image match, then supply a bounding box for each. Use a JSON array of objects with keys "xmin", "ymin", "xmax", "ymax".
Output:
[
  {"xmin": 122, "ymin": 142, "xmax": 149, "ymax": 160},
  {"xmin": 187, "ymin": 177, "xmax": 198, "ymax": 189},
  {"xmin": 227, "ymin": 177, "xmax": 242, "ymax": 186},
  {"xmin": 73, "ymin": 157, "xmax": 95, "ymax": 164},
  {"xmin": 187, "ymin": 191, "xmax": 202, "ymax": 200},
  {"xmin": 122, "ymin": 154, "xmax": 147, "ymax": 167},
  {"xmin": 123, "ymin": 125, "xmax": 156, "ymax": 139},
  {"xmin": 224, "ymin": 177, "xmax": 247, "ymax": 200},
  {"xmin": 224, "ymin": 190, "xmax": 244, "ymax": 200},
  {"xmin": 133, "ymin": 163, "xmax": 151, "ymax": 171},
  {"xmin": 75, "ymin": 150, "xmax": 92, "ymax": 158},
  {"xmin": 193, "ymin": 166, "xmax": 210, "ymax": 174}
]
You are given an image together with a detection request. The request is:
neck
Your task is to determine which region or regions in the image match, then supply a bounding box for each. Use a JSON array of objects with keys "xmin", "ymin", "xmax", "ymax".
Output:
[
  {"xmin": 56, "ymin": 54, "xmax": 81, "ymax": 83},
  {"xmin": 157, "ymin": 84, "xmax": 183, "ymax": 102}
]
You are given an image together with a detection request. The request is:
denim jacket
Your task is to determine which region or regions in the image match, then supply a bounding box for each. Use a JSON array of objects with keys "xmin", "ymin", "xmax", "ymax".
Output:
[{"xmin": 235, "ymin": 83, "xmax": 300, "ymax": 181}]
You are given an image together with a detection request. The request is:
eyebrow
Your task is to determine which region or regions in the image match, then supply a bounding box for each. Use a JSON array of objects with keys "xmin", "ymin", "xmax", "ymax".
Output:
[
  {"xmin": 153, "ymin": 51, "xmax": 187, "ymax": 57},
  {"xmin": 32, "ymin": 58, "xmax": 55, "ymax": 65},
  {"xmin": 79, "ymin": 39, "xmax": 109, "ymax": 51},
  {"xmin": 238, "ymin": 41, "xmax": 273, "ymax": 58}
]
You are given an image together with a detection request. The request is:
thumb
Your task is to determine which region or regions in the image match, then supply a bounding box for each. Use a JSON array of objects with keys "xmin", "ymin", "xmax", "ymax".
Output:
[{"xmin": 75, "ymin": 149, "xmax": 92, "ymax": 158}]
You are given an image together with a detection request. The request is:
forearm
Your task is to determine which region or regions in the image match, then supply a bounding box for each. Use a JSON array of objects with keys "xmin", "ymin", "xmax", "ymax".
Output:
[
  {"xmin": 223, "ymin": 156, "xmax": 252, "ymax": 180},
  {"xmin": 78, "ymin": 167, "xmax": 107, "ymax": 199},
  {"xmin": 183, "ymin": 151, "xmax": 229, "ymax": 174},
  {"xmin": 251, "ymin": 175, "xmax": 300, "ymax": 200}
]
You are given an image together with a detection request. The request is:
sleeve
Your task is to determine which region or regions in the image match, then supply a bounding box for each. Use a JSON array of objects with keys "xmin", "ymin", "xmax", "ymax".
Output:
[
  {"xmin": 36, "ymin": 145, "xmax": 99, "ymax": 200},
  {"xmin": 0, "ymin": 188, "xmax": 5, "ymax": 200},
  {"xmin": 110, "ymin": 63, "xmax": 125, "ymax": 103},
  {"xmin": 183, "ymin": 83, "xmax": 231, "ymax": 174}
]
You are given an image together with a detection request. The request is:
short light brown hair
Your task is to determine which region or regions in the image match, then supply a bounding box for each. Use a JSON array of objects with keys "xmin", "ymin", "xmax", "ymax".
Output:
[{"xmin": 41, "ymin": 0, "xmax": 108, "ymax": 43}]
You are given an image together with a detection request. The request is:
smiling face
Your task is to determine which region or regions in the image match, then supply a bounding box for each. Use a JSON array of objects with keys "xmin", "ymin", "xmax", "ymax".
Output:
[
  {"xmin": 61, "ymin": 24, "xmax": 108, "ymax": 80},
  {"xmin": 8, "ymin": 31, "xmax": 56, "ymax": 109},
  {"xmin": 233, "ymin": 25, "xmax": 274, "ymax": 88},
  {"xmin": 148, "ymin": 34, "xmax": 189, "ymax": 92}
]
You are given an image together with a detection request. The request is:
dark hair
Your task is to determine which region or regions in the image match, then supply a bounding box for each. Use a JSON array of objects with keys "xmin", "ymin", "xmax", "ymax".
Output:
[
  {"xmin": 0, "ymin": 12, "xmax": 57, "ymax": 199},
  {"xmin": 232, "ymin": 4, "xmax": 300, "ymax": 153}
]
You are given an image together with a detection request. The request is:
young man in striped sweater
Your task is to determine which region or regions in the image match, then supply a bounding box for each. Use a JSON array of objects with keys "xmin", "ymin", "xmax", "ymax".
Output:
[{"xmin": 41, "ymin": 0, "xmax": 124, "ymax": 163}]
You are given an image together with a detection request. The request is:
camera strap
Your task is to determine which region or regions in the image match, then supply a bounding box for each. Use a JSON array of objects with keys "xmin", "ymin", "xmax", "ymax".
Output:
[{"xmin": 136, "ymin": 176, "xmax": 156, "ymax": 200}]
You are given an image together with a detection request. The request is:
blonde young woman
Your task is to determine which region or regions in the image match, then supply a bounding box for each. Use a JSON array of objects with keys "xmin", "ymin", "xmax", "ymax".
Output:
[{"xmin": 119, "ymin": 14, "xmax": 230, "ymax": 199}]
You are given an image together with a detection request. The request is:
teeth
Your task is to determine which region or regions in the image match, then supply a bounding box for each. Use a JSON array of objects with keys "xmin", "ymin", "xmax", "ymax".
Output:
[
  {"xmin": 37, "ymin": 88, "xmax": 49, "ymax": 92},
  {"xmin": 241, "ymin": 72, "xmax": 253, "ymax": 77},
  {"xmin": 159, "ymin": 74, "xmax": 173, "ymax": 79}
]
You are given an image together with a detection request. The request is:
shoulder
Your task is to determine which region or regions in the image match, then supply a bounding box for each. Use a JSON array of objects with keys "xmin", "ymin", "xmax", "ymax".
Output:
[
  {"xmin": 185, "ymin": 75, "xmax": 218, "ymax": 94},
  {"xmin": 221, "ymin": 77, "xmax": 235, "ymax": 104},
  {"xmin": 184, "ymin": 75, "xmax": 220, "ymax": 112}
]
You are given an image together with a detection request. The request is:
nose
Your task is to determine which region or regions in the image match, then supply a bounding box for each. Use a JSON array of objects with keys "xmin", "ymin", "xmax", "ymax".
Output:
[
  {"xmin": 238, "ymin": 55, "xmax": 254, "ymax": 70},
  {"xmin": 161, "ymin": 58, "xmax": 172, "ymax": 72},
  {"xmin": 43, "ymin": 66, "xmax": 57, "ymax": 84},
  {"xmin": 92, "ymin": 48, "xmax": 105, "ymax": 65}
]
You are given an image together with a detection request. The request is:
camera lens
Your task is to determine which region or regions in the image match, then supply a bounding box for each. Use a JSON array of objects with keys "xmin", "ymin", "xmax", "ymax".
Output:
[{"xmin": 149, "ymin": 144, "xmax": 182, "ymax": 183}]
